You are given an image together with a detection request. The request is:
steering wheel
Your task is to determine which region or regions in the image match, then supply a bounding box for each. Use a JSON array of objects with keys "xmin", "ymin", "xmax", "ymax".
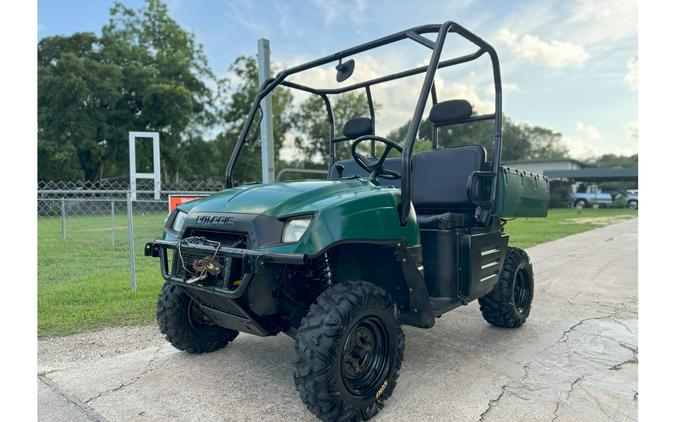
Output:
[{"xmin": 351, "ymin": 135, "xmax": 404, "ymax": 180}]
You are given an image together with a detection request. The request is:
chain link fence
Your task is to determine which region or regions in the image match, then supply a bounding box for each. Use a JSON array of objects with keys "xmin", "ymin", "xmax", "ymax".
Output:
[
  {"xmin": 37, "ymin": 172, "xmax": 327, "ymax": 296},
  {"xmin": 37, "ymin": 180, "xmax": 221, "ymax": 294}
]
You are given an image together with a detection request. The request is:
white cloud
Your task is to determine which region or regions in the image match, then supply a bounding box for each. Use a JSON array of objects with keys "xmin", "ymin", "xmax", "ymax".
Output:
[
  {"xmin": 435, "ymin": 81, "xmax": 494, "ymax": 115},
  {"xmin": 562, "ymin": 122, "xmax": 604, "ymax": 159},
  {"xmin": 499, "ymin": 0, "xmax": 636, "ymax": 48},
  {"xmin": 483, "ymin": 82, "xmax": 519, "ymax": 97},
  {"xmin": 497, "ymin": 29, "xmax": 590, "ymax": 68},
  {"xmin": 561, "ymin": 121, "xmax": 638, "ymax": 159},
  {"xmin": 310, "ymin": 0, "xmax": 368, "ymax": 26},
  {"xmin": 221, "ymin": 0, "xmax": 267, "ymax": 35},
  {"xmin": 565, "ymin": 0, "xmax": 637, "ymax": 46},
  {"xmin": 624, "ymin": 56, "xmax": 638, "ymax": 91},
  {"xmin": 624, "ymin": 121, "xmax": 638, "ymax": 143},
  {"xmin": 281, "ymin": 54, "xmax": 494, "ymax": 137}
]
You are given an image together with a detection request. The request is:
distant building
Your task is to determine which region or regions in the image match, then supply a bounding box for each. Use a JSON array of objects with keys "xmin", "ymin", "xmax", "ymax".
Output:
[
  {"xmin": 504, "ymin": 158, "xmax": 637, "ymax": 184},
  {"xmin": 504, "ymin": 159, "xmax": 588, "ymax": 176}
]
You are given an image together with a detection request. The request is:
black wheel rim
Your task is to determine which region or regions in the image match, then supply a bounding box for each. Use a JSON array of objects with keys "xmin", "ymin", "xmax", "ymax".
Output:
[
  {"xmin": 513, "ymin": 266, "xmax": 531, "ymax": 313},
  {"xmin": 187, "ymin": 300, "xmax": 217, "ymax": 333},
  {"xmin": 341, "ymin": 316, "xmax": 390, "ymax": 397}
]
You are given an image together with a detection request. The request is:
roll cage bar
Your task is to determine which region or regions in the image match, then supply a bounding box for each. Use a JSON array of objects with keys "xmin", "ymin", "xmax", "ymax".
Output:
[{"xmin": 225, "ymin": 21, "xmax": 503, "ymax": 226}]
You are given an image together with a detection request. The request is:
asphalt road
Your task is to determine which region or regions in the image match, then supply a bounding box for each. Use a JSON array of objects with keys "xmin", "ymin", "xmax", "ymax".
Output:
[{"xmin": 38, "ymin": 219, "xmax": 638, "ymax": 421}]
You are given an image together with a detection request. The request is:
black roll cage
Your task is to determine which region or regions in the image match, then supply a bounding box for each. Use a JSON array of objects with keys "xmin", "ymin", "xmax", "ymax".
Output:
[{"xmin": 225, "ymin": 21, "xmax": 503, "ymax": 226}]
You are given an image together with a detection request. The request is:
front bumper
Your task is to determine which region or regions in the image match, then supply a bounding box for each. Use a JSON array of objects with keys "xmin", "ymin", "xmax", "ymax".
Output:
[
  {"xmin": 145, "ymin": 239, "xmax": 306, "ymax": 336},
  {"xmin": 146, "ymin": 239, "xmax": 305, "ymax": 285}
]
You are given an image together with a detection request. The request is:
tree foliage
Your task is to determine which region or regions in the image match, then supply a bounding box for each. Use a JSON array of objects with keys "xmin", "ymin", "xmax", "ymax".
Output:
[
  {"xmin": 386, "ymin": 117, "xmax": 568, "ymax": 161},
  {"xmin": 590, "ymin": 154, "xmax": 638, "ymax": 168},
  {"xmin": 212, "ymin": 56, "xmax": 295, "ymax": 184},
  {"xmin": 291, "ymin": 92, "xmax": 372, "ymax": 166},
  {"xmin": 38, "ymin": 0, "xmax": 218, "ymax": 181}
]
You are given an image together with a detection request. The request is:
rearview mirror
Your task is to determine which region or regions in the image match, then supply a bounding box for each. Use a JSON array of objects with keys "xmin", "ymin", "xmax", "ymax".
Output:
[{"xmin": 335, "ymin": 59, "xmax": 355, "ymax": 82}]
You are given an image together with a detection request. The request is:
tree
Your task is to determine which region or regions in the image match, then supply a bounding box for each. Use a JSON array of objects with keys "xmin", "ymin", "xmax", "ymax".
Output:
[
  {"xmin": 291, "ymin": 92, "xmax": 373, "ymax": 167},
  {"xmin": 38, "ymin": 0, "xmax": 219, "ymax": 182},
  {"xmin": 386, "ymin": 117, "xmax": 567, "ymax": 161},
  {"xmin": 212, "ymin": 56, "xmax": 295, "ymax": 184},
  {"xmin": 590, "ymin": 154, "xmax": 638, "ymax": 168}
]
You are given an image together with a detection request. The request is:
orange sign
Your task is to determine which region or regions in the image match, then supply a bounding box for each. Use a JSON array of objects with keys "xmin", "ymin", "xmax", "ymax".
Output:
[{"xmin": 168, "ymin": 195, "xmax": 207, "ymax": 212}]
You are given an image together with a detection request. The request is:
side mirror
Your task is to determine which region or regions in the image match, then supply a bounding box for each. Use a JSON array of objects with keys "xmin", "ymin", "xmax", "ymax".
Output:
[{"xmin": 335, "ymin": 59, "xmax": 355, "ymax": 82}]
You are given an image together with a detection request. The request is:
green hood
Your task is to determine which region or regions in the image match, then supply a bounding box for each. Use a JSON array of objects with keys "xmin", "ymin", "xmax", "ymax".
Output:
[
  {"xmin": 174, "ymin": 178, "xmax": 420, "ymax": 254},
  {"xmin": 185, "ymin": 179, "xmax": 396, "ymax": 217}
]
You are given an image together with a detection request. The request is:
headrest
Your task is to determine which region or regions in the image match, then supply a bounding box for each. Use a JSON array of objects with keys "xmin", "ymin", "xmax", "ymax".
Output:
[
  {"xmin": 343, "ymin": 117, "xmax": 374, "ymax": 139},
  {"xmin": 429, "ymin": 100, "xmax": 472, "ymax": 126}
]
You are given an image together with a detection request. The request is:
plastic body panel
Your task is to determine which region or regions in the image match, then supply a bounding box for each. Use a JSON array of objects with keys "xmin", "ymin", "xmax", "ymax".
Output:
[
  {"xmin": 172, "ymin": 178, "xmax": 421, "ymax": 256},
  {"xmin": 495, "ymin": 166, "xmax": 550, "ymax": 218},
  {"xmin": 458, "ymin": 231, "xmax": 509, "ymax": 301},
  {"xmin": 420, "ymin": 229, "xmax": 459, "ymax": 297},
  {"xmin": 420, "ymin": 227, "xmax": 508, "ymax": 305}
]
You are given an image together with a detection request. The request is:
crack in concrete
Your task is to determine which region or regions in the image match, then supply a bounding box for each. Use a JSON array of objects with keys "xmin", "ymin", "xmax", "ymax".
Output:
[
  {"xmin": 39, "ymin": 375, "xmax": 109, "ymax": 422},
  {"xmin": 577, "ymin": 384, "xmax": 638, "ymax": 422},
  {"xmin": 38, "ymin": 368, "xmax": 59, "ymax": 377},
  {"xmin": 477, "ymin": 384, "xmax": 507, "ymax": 422},
  {"xmin": 551, "ymin": 374, "xmax": 585, "ymax": 421},
  {"xmin": 611, "ymin": 317, "xmax": 635, "ymax": 334},
  {"xmin": 475, "ymin": 301, "xmax": 636, "ymax": 422},
  {"xmin": 609, "ymin": 343, "xmax": 638, "ymax": 371},
  {"xmin": 84, "ymin": 346, "xmax": 167, "ymax": 405}
]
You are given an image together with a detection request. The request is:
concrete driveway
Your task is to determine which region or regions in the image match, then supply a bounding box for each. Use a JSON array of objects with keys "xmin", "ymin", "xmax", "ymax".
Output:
[{"xmin": 38, "ymin": 219, "xmax": 638, "ymax": 421}]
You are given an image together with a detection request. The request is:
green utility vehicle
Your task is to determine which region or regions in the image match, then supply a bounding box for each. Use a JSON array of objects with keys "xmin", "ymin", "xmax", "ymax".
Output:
[{"xmin": 146, "ymin": 21, "xmax": 549, "ymax": 421}]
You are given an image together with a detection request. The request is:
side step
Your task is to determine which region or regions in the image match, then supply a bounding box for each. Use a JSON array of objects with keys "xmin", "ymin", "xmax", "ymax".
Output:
[{"xmin": 429, "ymin": 297, "xmax": 462, "ymax": 317}]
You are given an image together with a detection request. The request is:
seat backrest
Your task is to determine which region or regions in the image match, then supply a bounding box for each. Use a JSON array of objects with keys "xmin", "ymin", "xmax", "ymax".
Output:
[
  {"xmin": 343, "ymin": 117, "xmax": 373, "ymax": 139},
  {"xmin": 411, "ymin": 145, "xmax": 486, "ymax": 212}
]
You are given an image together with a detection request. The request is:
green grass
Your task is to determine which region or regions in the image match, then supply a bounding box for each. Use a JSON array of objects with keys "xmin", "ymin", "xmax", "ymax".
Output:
[
  {"xmin": 38, "ymin": 212, "xmax": 167, "ymax": 337},
  {"xmin": 506, "ymin": 208, "xmax": 637, "ymax": 249},
  {"xmin": 38, "ymin": 208, "xmax": 637, "ymax": 337}
]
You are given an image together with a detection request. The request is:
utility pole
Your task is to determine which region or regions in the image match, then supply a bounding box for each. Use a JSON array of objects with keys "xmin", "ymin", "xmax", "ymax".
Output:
[{"xmin": 258, "ymin": 38, "xmax": 275, "ymax": 183}]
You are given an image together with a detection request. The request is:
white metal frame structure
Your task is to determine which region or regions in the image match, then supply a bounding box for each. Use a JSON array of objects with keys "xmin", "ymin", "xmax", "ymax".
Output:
[{"xmin": 128, "ymin": 131, "xmax": 161, "ymax": 200}]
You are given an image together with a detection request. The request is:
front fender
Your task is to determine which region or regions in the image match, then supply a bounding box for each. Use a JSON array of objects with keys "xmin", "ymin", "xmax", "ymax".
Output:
[{"xmin": 262, "ymin": 189, "xmax": 419, "ymax": 256}]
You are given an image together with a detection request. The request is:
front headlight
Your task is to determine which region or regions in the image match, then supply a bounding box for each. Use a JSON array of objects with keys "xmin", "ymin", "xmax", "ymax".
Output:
[
  {"xmin": 171, "ymin": 210, "xmax": 188, "ymax": 233},
  {"xmin": 282, "ymin": 217, "xmax": 312, "ymax": 243}
]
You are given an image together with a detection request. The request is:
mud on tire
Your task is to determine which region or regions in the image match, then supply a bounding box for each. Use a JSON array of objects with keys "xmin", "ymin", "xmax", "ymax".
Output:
[
  {"xmin": 478, "ymin": 247, "xmax": 534, "ymax": 328},
  {"xmin": 293, "ymin": 281, "xmax": 404, "ymax": 422},
  {"xmin": 156, "ymin": 283, "xmax": 238, "ymax": 353}
]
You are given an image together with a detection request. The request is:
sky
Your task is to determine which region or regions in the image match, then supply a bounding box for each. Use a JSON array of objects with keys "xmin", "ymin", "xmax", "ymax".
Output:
[{"xmin": 38, "ymin": 0, "xmax": 638, "ymax": 159}]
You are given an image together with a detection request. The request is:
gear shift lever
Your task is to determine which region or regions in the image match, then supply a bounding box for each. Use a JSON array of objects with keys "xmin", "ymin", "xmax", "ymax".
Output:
[{"xmin": 335, "ymin": 164, "xmax": 345, "ymax": 179}]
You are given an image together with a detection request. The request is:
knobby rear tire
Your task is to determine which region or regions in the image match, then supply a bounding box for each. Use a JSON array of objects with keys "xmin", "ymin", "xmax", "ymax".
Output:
[{"xmin": 478, "ymin": 247, "xmax": 534, "ymax": 328}]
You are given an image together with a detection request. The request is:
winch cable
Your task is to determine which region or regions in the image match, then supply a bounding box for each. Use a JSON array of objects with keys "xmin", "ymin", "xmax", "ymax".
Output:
[{"xmin": 177, "ymin": 236, "xmax": 222, "ymax": 284}]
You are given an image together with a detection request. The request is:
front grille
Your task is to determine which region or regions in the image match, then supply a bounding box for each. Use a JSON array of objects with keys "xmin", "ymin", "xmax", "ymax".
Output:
[
  {"xmin": 185, "ymin": 229, "xmax": 247, "ymax": 248},
  {"xmin": 172, "ymin": 231, "xmax": 247, "ymax": 285}
]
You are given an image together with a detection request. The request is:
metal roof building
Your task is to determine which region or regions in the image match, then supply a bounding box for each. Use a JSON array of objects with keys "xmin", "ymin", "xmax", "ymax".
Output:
[{"xmin": 543, "ymin": 167, "xmax": 638, "ymax": 181}]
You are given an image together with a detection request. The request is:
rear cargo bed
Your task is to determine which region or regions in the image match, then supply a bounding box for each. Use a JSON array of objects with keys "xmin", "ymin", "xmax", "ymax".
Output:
[{"xmin": 495, "ymin": 166, "xmax": 549, "ymax": 217}]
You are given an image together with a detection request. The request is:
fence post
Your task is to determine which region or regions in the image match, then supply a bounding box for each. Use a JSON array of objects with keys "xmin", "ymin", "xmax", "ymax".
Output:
[
  {"xmin": 111, "ymin": 200, "xmax": 116, "ymax": 247},
  {"xmin": 60, "ymin": 198, "xmax": 66, "ymax": 240},
  {"xmin": 127, "ymin": 193, "xmax": 136, "ymax": 292}
]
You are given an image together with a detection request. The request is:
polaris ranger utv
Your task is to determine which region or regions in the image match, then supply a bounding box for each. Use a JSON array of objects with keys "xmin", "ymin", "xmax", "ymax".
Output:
[{"xmin": 146, "ymin": 21, "xmax": 549, "ymax": 421}]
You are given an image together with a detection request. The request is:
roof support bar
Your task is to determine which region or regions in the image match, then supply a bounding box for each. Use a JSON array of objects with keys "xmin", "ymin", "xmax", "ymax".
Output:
[{"xmin": 407, "ymin": 31, "xmax": 436, "ymax": 49}]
